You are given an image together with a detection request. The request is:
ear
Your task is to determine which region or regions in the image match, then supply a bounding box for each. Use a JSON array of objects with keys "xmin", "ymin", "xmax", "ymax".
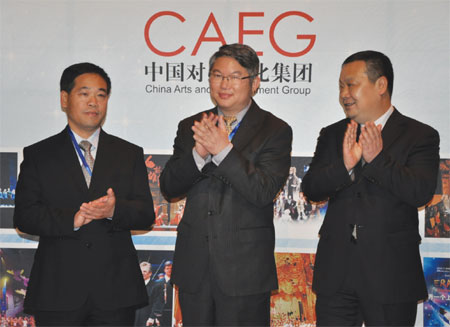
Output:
[
  {"xmin": 60, "ymin": 91, "xmax": 69, "ymax": 111},
  {"xmin": 252, "ymin": 76, "xmax": 261, "ymax": 96},
  {"xmin": 376, "ymin": 76, "xmax": 388, "ymax": 96}
]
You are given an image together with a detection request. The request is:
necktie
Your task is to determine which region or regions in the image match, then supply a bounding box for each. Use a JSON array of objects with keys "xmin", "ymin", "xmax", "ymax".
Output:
[
  {"xmin": 79, "ymin": 140, "xmax": 94, "ymax": 187},
  {"xmin": 164, "ymin": 283, "xmax": 167, "ymax": 304},
  {"xmin": 356, "ymin": 124, "xmax": 361, "ymax": 142},
  {"xmin": 357, "ymin": 125, "xmax": 366, "ymax": 166},
  {"xmin": 350, "ymin": 124, "xmax": 365, "ymax": 181},
  {"xmin": 223, "ymin": 115, "xmax": 237, "ymax": 135}
]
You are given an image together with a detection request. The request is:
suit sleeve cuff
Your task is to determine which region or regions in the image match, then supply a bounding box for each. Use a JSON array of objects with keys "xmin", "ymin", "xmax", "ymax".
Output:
[
  {"xmin": 192, "ymin": 148, "xmax": 211, "ymax": 171},
  {"xmin": 212, "ymin": 144, "xmax": 233, "ymax": 166}
]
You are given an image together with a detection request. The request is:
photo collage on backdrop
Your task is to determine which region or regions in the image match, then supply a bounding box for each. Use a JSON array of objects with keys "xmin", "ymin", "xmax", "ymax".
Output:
[{"xmin": 0, "ymin": 151, "xmax": 449, "ymax": 327}]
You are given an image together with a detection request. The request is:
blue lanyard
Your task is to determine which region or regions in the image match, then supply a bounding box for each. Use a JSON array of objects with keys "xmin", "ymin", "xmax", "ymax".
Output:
[
  {"xmin": 228, "ymin": 121, "xmax": 241, "ymax": 141},
  {"xmin": 67, "ymin": 127, "xmax": 92, "ymax": 177}
]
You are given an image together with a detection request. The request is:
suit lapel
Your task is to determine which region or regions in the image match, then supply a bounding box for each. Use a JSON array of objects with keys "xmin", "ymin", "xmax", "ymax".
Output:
[
  {"xmin": 89, "ymin": 129, "xmax": 114, "ymax": 196},
  {"xmin": 230, "ymin": 100, "xmax": 266, "ymax": 152},
  {"xmin": 381, "ymin": 108, "xmax": 406, "ymax": 151},
  {"xmin": 57, "ymin": 127, "xmax": 89, "ymax": 193}
]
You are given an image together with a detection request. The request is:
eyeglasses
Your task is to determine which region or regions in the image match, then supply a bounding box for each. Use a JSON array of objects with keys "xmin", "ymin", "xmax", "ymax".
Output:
[{"xmin": 209, "ymin": 72, "xmax": 257, "ymax": 84}]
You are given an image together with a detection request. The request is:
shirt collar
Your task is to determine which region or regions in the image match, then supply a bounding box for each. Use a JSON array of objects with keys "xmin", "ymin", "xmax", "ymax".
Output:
[
  {"xmin": 361, "ymin": 105, "xmax": 394, "ymax": 130},
  {"xmin": 71, "ymin": 128, "xmax": 100, "ymax": 151},
  {"xmin": 374, "ymin": 105, "xmax": 394, "ymax": 130},
  {"xmin": 217, "ymin": 100, "xmax": 251, "ymax": 124}
]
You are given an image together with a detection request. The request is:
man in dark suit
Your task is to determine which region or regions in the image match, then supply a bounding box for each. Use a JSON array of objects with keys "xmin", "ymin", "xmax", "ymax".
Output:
[
  {"xmin": 148, "ymin": 261, "xmax": 173, "ymax": 327},
  {"xmin": 13, "ymin": 62, "xmax": 155, "ymax": 326},
  {"xmin": 134, "ymin": 261, "xmax": 157, "ymax": 326},
  {"xmin": 302, "ymin": 50, "xmax": 440, "ymax": 326},
  {"xmin": 160, "ymin": 43, "xmax": 292, "ymax": 326},
  {"xmin": 285, "ymin": 195, "xmax": 299, "ymax": 221}
]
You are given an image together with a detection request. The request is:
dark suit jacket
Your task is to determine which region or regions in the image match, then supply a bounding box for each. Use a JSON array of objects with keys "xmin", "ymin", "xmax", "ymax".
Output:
[
  {"xmin": 302, "ymin": 109, "xmax": 440, "ymax": 304},
  {"xmin": 14, "ymin": 127, "xmax": 155, "ymax": 312},
  {"xmin": 149, "ymin": 278, "xmax": 172, "ymax": 321},
  {"xmin": 160, "ymin": 100, "xmax": 292, "ymax": 296},
  {"xmin": 135, "ymin": 279, "xmax": 157, "ymax": 326}
]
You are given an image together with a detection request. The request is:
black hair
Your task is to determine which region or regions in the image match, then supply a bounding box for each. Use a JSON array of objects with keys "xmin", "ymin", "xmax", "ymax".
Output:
[
  {"xmin": 60, "ymin": 62, "xmax": 111, "ymax": 94},
  {"xmin": 343, "ymin": 50, "xmax": 393, "ymax": 97}
]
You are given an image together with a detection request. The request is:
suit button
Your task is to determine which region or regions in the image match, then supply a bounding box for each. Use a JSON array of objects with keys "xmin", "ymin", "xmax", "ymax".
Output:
[
  {"xmin": 85, "ymin": 241, "xmax": 92, "ymax": 248},
  {"xmin": 208, "ymin": 211, "xmax": 214, "ymax": 216},
  {"xmin": 356, "ymin": 192, "xmax": 361, "ymax": 198}
]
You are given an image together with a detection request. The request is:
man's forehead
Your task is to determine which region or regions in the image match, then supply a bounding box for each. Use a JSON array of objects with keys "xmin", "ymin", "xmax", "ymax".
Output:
[
  {"xmin": 74, "ymin": 73, "xmax": 107, "ymax": 86},
  {"xmin": 340, "ymin": 65, "xmax": 368, "ymax": 81},
  {"xmin": 212, "ymin": 57, "xmax": 246, "ymax": 71}
]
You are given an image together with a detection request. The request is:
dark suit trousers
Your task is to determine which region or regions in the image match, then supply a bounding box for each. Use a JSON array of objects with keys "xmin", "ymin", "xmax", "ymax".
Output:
[
  {"xmin": 178, "ymin": 265, "xmax": 271, "ymax": 327},
  {"xmin": 315, "ymin": 240, "xmax": 417, "ymax": 326},
  {"xmin": 34, "ymin": 296, "xmax": 136, "ymax": 326}
]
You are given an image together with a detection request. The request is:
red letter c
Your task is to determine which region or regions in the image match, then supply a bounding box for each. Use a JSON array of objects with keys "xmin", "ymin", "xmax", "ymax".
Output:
[{"xmin": 144, "ymin": 11, "xmax": 186, "ymax": 57}]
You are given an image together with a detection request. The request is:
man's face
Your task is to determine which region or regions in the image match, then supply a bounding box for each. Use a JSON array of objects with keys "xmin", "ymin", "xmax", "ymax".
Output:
[
  {"xmin": 164, "ymin": 264, "xmax": 172, "ymax": 278},
  {"xmin": 140, "ymin": 266, "xmax": 152, "ymax": 280},
  {"xmin": 339, "ymin": 61, "xmax": 380, "ymax": 124},
  {"xmin": 61, "ymin": 73, "xmax": 109, "ymax": 138},
  {"xmin": 209, "ymin": 56, "xmax": 260, "ymax": 116}
]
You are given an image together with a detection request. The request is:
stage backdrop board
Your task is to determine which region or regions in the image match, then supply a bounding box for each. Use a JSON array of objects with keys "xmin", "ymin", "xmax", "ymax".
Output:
[
  {"xmin": 1, "ymin": 0, "xmax": 448, "ymax": 155},
  {"xmin": 0, "ymin": 1, "xmax": 449, "ymax": 326}
]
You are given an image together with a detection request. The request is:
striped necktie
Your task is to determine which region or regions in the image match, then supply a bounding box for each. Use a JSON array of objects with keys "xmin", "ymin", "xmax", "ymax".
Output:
[{"xmin": 79, "ymin": 140, "xmax": 94, "ymax": 187}]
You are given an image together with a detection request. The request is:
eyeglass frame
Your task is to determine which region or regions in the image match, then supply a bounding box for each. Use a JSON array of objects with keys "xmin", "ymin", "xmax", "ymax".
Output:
[{"xmin": 209, "ymin": 72, "xmax": 259, "ymax": 84}]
